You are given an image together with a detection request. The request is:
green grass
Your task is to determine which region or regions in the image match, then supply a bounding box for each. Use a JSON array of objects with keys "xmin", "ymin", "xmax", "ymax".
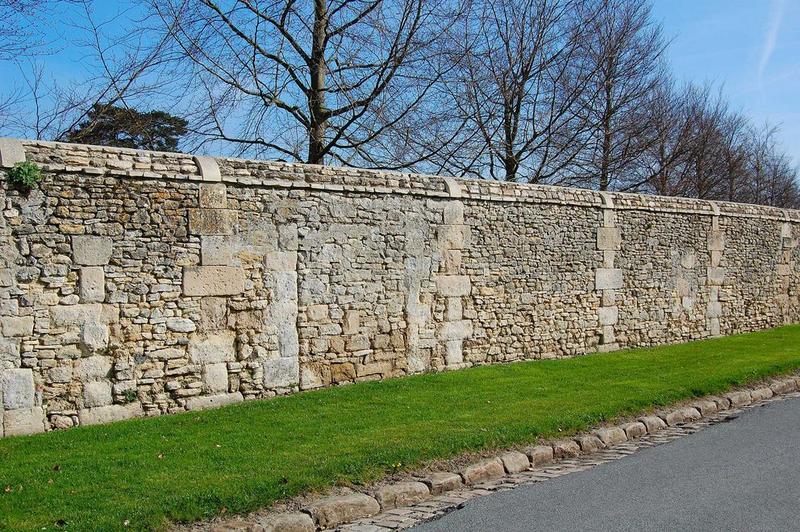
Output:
[{"xmin": 2, "ymin": 325, "xmax": 800, "ymax": 531}]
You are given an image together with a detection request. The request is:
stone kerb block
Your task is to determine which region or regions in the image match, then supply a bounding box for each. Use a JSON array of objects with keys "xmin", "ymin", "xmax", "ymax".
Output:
[
  {"xmin": 0, "ymin": 137, "xmax": 25, "ymax": 168},
  {"xmin": 595, "ymin": 268, "xmax": 623, "ymax": 290},
  {"xmin": 72, "ymin": 236, "xmax": 113, "ymax": 266},
  {"xmin": 596, "ymin": 227, "xmax": 622, "ymax": 250},
  {"xmin": 183, "ymin": 266, "xmax": 245, "ymax": 296},
  {"xmin": 1, "ymin": 368, "xmax": 35, "ymax": 410}
]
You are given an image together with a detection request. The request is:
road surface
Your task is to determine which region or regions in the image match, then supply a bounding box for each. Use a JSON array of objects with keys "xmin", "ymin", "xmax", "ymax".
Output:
[{"xmin": 412, "ymin": 396, "xmax": 800, "ymax": 532}]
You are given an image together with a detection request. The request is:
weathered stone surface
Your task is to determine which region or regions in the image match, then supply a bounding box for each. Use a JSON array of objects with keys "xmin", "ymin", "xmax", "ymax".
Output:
[
  {"xmin": 50, "ymin": 304, "xmax": 119, "ymax": 327},
  {"xmin": 264, "ymin": 251, "xmax": 297, "ymax": 272},
  {"xmin": 663, "ymin": 409, "xmax": 686, "ymax": 426},
  {"xmin": 597, "ymin": 227, "xmax": 622, "ymax": 250},
  {"xmin": 527, "ymin": 445, "xmax": 554, "ymax": 466},
  {"xmin": 188, "ymin": 209, "xmax": 236, "ymax": 235},
  {"xmin": 189, "ymin": 332, "xmax": 236, "ymax": 364},
  {"xmin": 0, "ymin": 339, "xmax": 20, "ymax": 368},
  {"xmin": 595, "ymin": 268, "xmax": 623, "ymax": 290},
  {"xmin": 598, "ymin": 306, "xmax": 618, "ymax": 326},
  {"xmin": 461, "ymin": 458, "xmax": 505, "ymax": 485},
  {"xmin": 72, "ymin": 236, "xmax": 113, "ymax": 266},
  {"xmin": 770, "ymin": 379, "xmax": 797, "ymax": 395},
  {"xmin": 0, "ymin": 316, "xmax": 34, "ymax": 337},
  {"xmin": 420, "ymin": 472, "xmax": 462, "ymax": 495},
  {"xmin": 575, "ymin": 434, "xmax": 604, "ymax": 454},
  {"xmin": 553, "ymin": 440, "xmax": 581, "ymax": 459},
  {"xmin": 183, "ymin": 266, "xmax": 245, "ymax": 296},
  {"xmin": 707, "ymin": 267, "xmax": 726, "ymax": 286},
  {"xmin": 3, "ymin": 406, "xmax": 45, "ymax": 436},
  {"xmin": 80, "ymin": 321, "xmax": 109, "ymax": 353},
  {"xmin": 622, "ymin": 421, "xmax": 648, "ymax": 439},
  {"xmin": 638, "ymin": 415, "xmax": 667, "ymax": 433},
  {"xmin": 499, "ymin": 451, "xmax": 530, "ymax": 473},
  {"xmin": 374, "ymin": 481, "xmax": 429, "ymax": 510},
  {"xmin": 204, "ymin": 363, "xmax": 229, "ymax": 393},
  {"xmin": 725, "ymin": 390, "xmax": 752, "ymax": 407},
  {"xmin": 680, "ymin": 407, "xmax": 701, "ymax": 421},
  {"xmin": 256, "ymin": 513, "xmax": 314, "ymax": 532},
  {"xmin": 595, "ymin": 427, "xmax": 627, "ymax": 446},
  {"xmin": 75, "ymin": 356, "xmax": 112, "ymax": 380},
  {"xmin": 750, "ymin": 387, "xmax": 774, "ymax": 401},
  {"xmin": 83, "ymin": 381, "xmax": 112, "ymax": 408},
  {"xmin": 439, "ymin": 320, "xmax": 473, "ymax": 341},
  {"xmin": 435, "ymin": 275, "xmax": 471, "ymax": 297},
  {"xmin": 304, "ymin": 493, "xmax": 380, "ymax": 528},
  {"xmin": 692, "ymin": 399, "xmax": 718, "ymax": 417},
  {"xmin": 185, "ymin": 392, "xmax": 243, "ymax": 411},
  {"xmin": 199, "ymin": 183, "xmax": 227, "ymax": 208},
  {"xmin": 78, "ymin": 403, "xmax": 144, "ymax": 426},
  {"xmin": 263, "ymin": 357, "xmax": 299, "ymax": 388},
  {"xmin": 79, "ymin": 267, "xmax": 105, "ymax": 303},
  {"xmin": 1, "ymin": 369, "xmax": 35, "ymax": 410},
  {"xmin": 0, "ymin": 137, "xmax": 25, "ymax": 167},
  {"xmin": 201, "ymin": 236, "xmax": 235, "ymax": 266},
  {"xmin": 166, "ymin": 317, "xmax": 197, "ymax": 333}
]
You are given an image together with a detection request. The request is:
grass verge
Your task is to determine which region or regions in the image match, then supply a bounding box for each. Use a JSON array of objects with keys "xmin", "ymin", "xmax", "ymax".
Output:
[{"xmin": 2, "ymin": 325, "xmax": 800, "ymax": 530}]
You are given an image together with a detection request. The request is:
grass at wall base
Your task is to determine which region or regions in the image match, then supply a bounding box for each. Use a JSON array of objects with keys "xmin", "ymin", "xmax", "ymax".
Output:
[{"xmin": 1, "ymin": 325, "xmax": 799, "ymax": 530}]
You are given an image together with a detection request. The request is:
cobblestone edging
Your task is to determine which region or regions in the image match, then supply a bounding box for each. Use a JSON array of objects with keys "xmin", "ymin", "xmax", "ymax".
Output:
[{"xmin": 197, "ymin": 373, "xmax": 800, "ymax": 532}]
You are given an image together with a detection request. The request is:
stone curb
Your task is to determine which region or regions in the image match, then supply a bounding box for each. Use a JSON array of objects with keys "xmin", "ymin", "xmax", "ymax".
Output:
[{"xmin": 202, "ymin": 373, "xmax": 800, "ymax": 532}]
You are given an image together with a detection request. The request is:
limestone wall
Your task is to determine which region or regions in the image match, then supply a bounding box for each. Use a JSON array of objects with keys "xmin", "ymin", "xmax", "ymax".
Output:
[{"xmin": 0, "ymin": 137, "xmax": 798, "ymax": 436}]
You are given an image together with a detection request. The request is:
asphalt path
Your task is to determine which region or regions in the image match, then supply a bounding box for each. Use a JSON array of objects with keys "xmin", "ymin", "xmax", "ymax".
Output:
[{"xmin": 412, "ymin": 396, "xmax": 800, "ymax": 532}]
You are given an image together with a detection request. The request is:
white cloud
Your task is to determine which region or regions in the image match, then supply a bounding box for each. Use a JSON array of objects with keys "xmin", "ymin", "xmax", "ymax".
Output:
[{"xmin": 758, "ymin": 0, "xmax": 786, "ymax": 85}]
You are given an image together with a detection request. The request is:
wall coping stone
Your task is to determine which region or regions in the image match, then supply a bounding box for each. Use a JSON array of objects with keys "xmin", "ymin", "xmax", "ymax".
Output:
[{"xmin": 7, "ymin": 137, "xmax": 800, "ymax": 222}]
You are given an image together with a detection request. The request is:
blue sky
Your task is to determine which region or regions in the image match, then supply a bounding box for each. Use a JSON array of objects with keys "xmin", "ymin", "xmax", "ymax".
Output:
[
  {"xmin": 1, "ymin": 1, "xmax": 799, "ymax": 164},
  {"xmin": 652, "ymin": 0, "xmax": 800, "ymax": 164}
]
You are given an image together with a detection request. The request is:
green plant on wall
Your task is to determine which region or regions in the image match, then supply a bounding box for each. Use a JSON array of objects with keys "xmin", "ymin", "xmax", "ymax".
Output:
[{"xmin": 7, "ymin": 161, "xmax": 42, "ymax": 191}]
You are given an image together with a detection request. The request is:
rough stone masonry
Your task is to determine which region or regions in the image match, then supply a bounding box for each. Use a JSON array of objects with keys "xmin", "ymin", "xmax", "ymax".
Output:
[{"xmin": 0, "ymin": 137, "xmax": 798, "ymax": 437}]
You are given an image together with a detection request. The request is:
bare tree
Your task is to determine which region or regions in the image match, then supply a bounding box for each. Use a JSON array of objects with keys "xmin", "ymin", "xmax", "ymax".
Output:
[
  {"xmin": 144, "ymin": 0, "xmax": 454, "ymax": 165},
  {"xmin": 572, "ymin": 0, "xmax": 666, "ymax": 190}
]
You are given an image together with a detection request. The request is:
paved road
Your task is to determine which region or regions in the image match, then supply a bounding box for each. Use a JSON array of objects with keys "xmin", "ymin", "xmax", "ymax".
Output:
[{"xmin": 413, "ymin": 397, "xmax": 800, "ymax": 532}]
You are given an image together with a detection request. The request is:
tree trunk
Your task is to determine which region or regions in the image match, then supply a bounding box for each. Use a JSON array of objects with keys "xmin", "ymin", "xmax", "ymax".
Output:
[{"xmin": 308, "ymin": 0, "xmax": 328, "ymax": 164}]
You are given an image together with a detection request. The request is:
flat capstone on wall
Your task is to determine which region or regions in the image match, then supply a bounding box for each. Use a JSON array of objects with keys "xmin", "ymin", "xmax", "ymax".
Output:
[{"xmin": 0, "ymin": 137, "xmax": 798, "ymax": 436}]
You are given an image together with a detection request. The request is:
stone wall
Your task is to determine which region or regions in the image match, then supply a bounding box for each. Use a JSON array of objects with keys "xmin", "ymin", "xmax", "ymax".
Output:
[{"xmin": 0, "ymin": 137, "xmax": 798, "ymax": 437}]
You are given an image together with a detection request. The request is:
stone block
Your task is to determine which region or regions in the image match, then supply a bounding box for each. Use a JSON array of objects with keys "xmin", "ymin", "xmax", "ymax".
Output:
[
  {"xmin": 771, "ymin": 379, "xmax": 797, "ymax": 395},
  {"xmin": 0, "ymin": 137, "xmax": 25, "ymax": 168},
  {"xmin": 78, "ymin": 403, "xmax": 144, "ymax": 426},
  {"xmin": 75, "ymin": 355, "xmax": 112, "ymax": 381},
  {"xmin": 0, "ymin": 339, "xmax": 20, "ymax": 368},
  {"xmin": 663, "ymin": 409, "xmax": 686, "ymax": 426},
  {"xmin": 622, "ymin": 421, "xmax": 648, "ymax": 439},
  {"xmin": 724, "ymin": 390, "xmax": 753, "ymax": 408},
  {"xmin": 777, "ymin": 263, "xmax": 793, "ymax": 276},
  {"xmin": 680, "ymin": 252, "xmax": 696, "ymax": 269},
  {"xmin": 1, "ymin": 368, "xmax": 35, "ymax": 410},
  {"xmin": 193, "ymin": 155, "xmax": 221, "ymax": 182},
  {"xmin": 188, "ymin": 209, "xmax": 236, "ymax": 235},
  {"xmin": 185, "ymin": 392, "xmax": 243, "ymax": 411},
  {"xmin": 201, "ymin": 236, "xmax": 235, "ymax": 266},
  {"xmin": 707, "ymin": 300, "xmax": 722, "ymax": 318},
  {"xmin": 435, "ymin": 275, "xmax": 471, "ymax": 297},
  {"xmin": 679, "ymin": 407, "xmax": 702, "ymax": 421},
  {"xmin": 264, "ymin": 251, "xmax": 297, "ymax": 272},
  {"xmin": 598, "ymin": 306, "xmax": 618, "ymax": 326},
  {"xmin": 257, "ymin": 513, "xmax": 315, "ymax": 532},
  {"xmin": 79, "ymin": 267, "xmax": 105, "ymax": 303},
  {"xmin": 707, "ymin": 267, "xmax": 726, "ymax": 286},
  {"xmin": 3, "ymin": 406, "xmax": 45, "ymax": 436},
  {"xmin": 305, "ymin": 493, "xmax": 380, "ymax": 529},
  {"xmin": 166, "ymin": 317, "xmax": 196, "ymax": 333},
  {"xmin": 461, "ymin": 458, "xmax": 504, "ymax": 485},
  {"xmin": 421, "ymin": 472, "xmax": 462, "ymax": 495},
  {"xmin": 527, "ymin": 445, "xmax": 554, "ymax": 466},
  {"xmin": 575, "ymin": 434, "xmax": 604, "ymax": 454},
  {"xmin": 553, "ymin": 440, "xmax": 580, "ymax": 459},
  {"xmin": 50, "ymin": 304, "xmax": 119, "ymax": 327},
  {"xmin": 750, "ymin": 387, "xmax": 774, "ymax": 401},
  {"xmin": 500, "ymin": 451, "xmax": 530, "ymax": 473},
  {"xmin": 263, "ymin": 357, "xmax": 299, "ymax": 388},
  {"xmin": 199, "ymin": 183, "xmax": 227, "ymax": 208},
  {"xmin": 442, "ymin": 201, "xmax": 465, "ymax": 225},
  {"xmin": 437, "ymin": 224, "xmax": 469, "ymax": 250},
  {"xmin": 676, "ymin": 278, "xmax": 690, "ymax": 298},
  {"xmin": 596, "ymin": 227, "xmax": 621, "ymax": 250},
  {"xmin": 708, "ymin": 230, "xmax": 725, "ymax": 251},
  {"xmin": 342, "ymin": 310, "xmax": 360, "ymax": 335},
  {"xmin": 72, "ymin": 236, "xmax": 113, "ymax": 266},
  {"xmin": 439, "ymin": 320, "xmax": 473, "ymax": 341},
  {"xmin": 83, "ymin": 381, "xmax": 112, "ymax": 408},
  {"xmin": 595, "ymin": 268, "xmax": 623, "ymax": 290},
  {"xmin": 306, "ymin": 304, "xmax": 328, "ymax": 321},
  {"xmin": 204, "ymin": 363, "xmax": 229, "ymax": 393},
  {"xmin": 189, "ymin": 333, "xmax": 235, "ymax": 364},
  {"xmin": 374, "ymin": 481, "xmax": 429, "ymax": 510},
  {"xmin": 638, "ymin": 415, "xmax": 667, "ymax": 433},
  {"xmin": 1, "ymin": 316, "xmax": 34, "ymax": 337},
  {"xmin": 80, "ymin": 321, "xmax": 109, "ymax": 353},
  {"xmin": 183, "ymin": 266, "xmax": 245, "ymax": 296},
  {"xmin": 594, "ymin": 426, "xmax": 627, "ymax": 446}
]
